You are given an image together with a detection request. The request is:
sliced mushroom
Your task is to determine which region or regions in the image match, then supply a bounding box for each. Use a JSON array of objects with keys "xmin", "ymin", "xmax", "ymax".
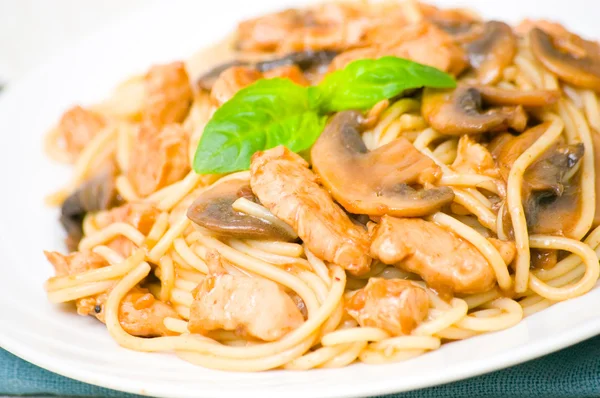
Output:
[
  {"xmin": 491, "ymin": 123, "xmax": 585, "ymax": 236},
  {"xmin": 255, "ymin": 50, "xmax": 337, "ymax": 73},
  {"xmin": 530, "ymin": 27, "xmax": 600, "ymax": 92},
  {"xmin": 196, "ymin": 50, "xmax": 337, "ymax": 90},
  {"xmin": 524, "ymin": 143, "xmax": 583, "ymax": 194},
  {"xmin": 60, "ymin": 165, "xmax": 120, "ymax": 251},
  {"xmin": 590, "ymin": 130, "xmax": 600, "ymax": 228},
  {"xmin": 524, "ymin": 183, "xmax": 581, "ymax": 236},
  {"xmin": 432, "ymin": 18, "xmax": 481, "ymax": 41},
  {"xmin": 422, "ymin": 86, "xmax": 528, "ymax": 135},
  {"xmin": 473, "ymin": 85, "xmax": 560, "ymax": 107},
  {"xmin": 311, "ymin": 111, "xmax": 454, "ymax": 217},
  {"xmin": 466, "ymin": 21, "xmax": 517, "ymax": 84},
  {"xmin": 187, "ymin": 178, "xmax": 297, "ymax": 241},
  {"xmin": 491, "ymin": 122, "xmax": 551, "ymax": 182},
  {"xmin": 425, "ymin": 5, "xmax": 483, "ymax": 42},
  {"xmin": 491, "ymin": 122, "xmax": 584, "ymax": 193}
]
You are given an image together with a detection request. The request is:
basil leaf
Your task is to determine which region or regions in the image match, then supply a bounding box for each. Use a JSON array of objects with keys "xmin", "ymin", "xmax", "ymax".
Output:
[
  {"xmin": 315, "ymin": 56, "xmax": 456, "ymax": 113},
  {"xmin": 193, "ymin": 78, "xmax": 326, "ymax": 174},
  {"xmin": 193, "ymin": 57, "xmax": 456, "ymax": 175}
]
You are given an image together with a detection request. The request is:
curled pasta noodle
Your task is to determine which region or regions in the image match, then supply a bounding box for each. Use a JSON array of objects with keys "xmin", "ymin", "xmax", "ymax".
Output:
[{"xmin": 41, "ymin": 2, "xmax": 600, "ymax": 372}]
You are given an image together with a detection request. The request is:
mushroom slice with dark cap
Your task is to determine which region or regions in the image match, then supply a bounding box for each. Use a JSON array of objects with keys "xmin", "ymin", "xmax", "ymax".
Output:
[
  {"xmin": 592, "ymin": 131, "xmax": 600, "ymax": 229},
  {"xmin": 523, "ymin": 142, "xmax": 583, "ymax": 236},
  {"xmin": 524, "ymin": 142, "xmax": 584, "ymax": 195},
  {"xmin": 465, "ymin": 21, "xmax": 517, "ymax": 85},
  {"xmin": 491, "ymin": 123, "xmax": 585, "ymax": 236},
  {"xmin": 421, "ymin": 86, "xmax": 528, "ymax": 136},
  {"xmin": 530, "ymin": 27, "xmax": 600, "ymax": 92},
  {"xmin": 196, "ymin": 50, "xmax": 337, "ymax": 91},
  {"xmin": 431, "ymin": 18, "xmax": 482, "ymax": 42},
  {"xmin": 473, "ymin": 85, "xmax": 560, "ymax": 107},
  {"xmin": 311, "ymin": 111, "xmax": 454, "ymax": 217},
  {"xmin": 60, "ymin": 165, "xmax": 121, "ymax": 251},
  {"xmin": 491, "ymin": 123, "xmax": 583, "ymax": 192},
  {"xmin": 187, "ymin": 178, "xmax": 297, "ymax": 241},
  {"xmin": 255, "ymin": 50, "xmax": 337, "ymax": 73}
]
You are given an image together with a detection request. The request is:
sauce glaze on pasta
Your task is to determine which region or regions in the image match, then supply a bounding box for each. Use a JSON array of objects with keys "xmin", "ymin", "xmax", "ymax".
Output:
[{"xmin": 43, "ymin": 1, "xmax": 600, "ymax": 371}]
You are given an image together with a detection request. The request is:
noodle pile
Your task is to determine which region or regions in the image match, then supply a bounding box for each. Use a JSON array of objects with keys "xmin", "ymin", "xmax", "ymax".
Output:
[{"xmin": 43, "ymin": 0, "xmax": 600, "ymax": 371}]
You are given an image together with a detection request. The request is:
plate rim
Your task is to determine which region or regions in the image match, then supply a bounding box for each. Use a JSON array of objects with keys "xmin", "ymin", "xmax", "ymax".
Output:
[
  {"xmin": 1, "ymin": 1, "xmax": 600, "ymax": 397},
  {"xmin": 3, "ymin": 318, "xmax": 600, "ymax": 398}
]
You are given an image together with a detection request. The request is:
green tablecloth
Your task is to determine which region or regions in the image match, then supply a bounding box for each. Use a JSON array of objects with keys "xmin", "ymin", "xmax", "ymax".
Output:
[{"xmin": 2, "ymin": 335, "xmax": 600, "ymax": 398}]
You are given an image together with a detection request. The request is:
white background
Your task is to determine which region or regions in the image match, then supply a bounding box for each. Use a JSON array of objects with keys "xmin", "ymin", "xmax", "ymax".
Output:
[{"xmin": 0, "ymin": 0, "xmax": 149, "ymax": 84}]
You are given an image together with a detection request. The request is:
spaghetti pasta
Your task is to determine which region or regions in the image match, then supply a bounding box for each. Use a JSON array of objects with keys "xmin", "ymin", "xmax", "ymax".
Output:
[{"xmin": 42, "ymin": 0, "xmax": 600, "ymax": 372}]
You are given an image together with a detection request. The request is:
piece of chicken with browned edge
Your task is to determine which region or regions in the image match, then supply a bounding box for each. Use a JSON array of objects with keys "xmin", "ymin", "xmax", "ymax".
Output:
[
  {"xmin": 44, "ymin": 251, "xmax": 179, "ymax": 336},
  {"xmin": 250, "ymin": 146, "xmax": 371, "ymax": 276},
  {"xmin": 370, "ymin": 215, "xmax": 496, "ymax": 294},
  {"xmin": 94, "ymin": 203, "xmax": 161, "ymax": 257},
  {"xmin": 330, "ymin": 21, "xmax": 468, "ymax": 75},
  {"xmin": 187, "ymin": 251, "xmax": 304, "ymax": 341},
  {"xmin": 346, "ymin": 278, "xmax": 430, "ymax": 336}
]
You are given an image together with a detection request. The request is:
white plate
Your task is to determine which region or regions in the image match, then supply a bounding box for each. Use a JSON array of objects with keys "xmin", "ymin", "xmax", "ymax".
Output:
[{"xmin": 1, "ymin": 1, "xmax": 599, "ymax": 397}]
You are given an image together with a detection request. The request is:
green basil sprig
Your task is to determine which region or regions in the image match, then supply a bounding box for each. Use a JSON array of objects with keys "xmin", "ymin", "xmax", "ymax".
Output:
[
  {"xmin": 193, "ymin": 56, "xmax": 456, "ymax": 174},
  {"xmin": 310, "ymin": 57, "xmax": 457, "ymax": 113},
  {"xmin": 193, "ymin": 79, "xmax": 326, "ymax": 174}
]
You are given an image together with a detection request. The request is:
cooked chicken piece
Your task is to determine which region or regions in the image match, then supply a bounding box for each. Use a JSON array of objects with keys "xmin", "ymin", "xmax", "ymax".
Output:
[
  {"xmin": 452, "ymin": 135, "xmax": 498, "ymax": 176},
  {"xmin": 346, "ymin": 278, "xmax": 429, "ymax": 336},
  {"xmin": 488, "ymin": 238, "xmax": 516, "ymax": 265},
  {"xmin": 188, "ymin": 270, "xmax": 303, "ymax": 341},
  {"xmin": 370, "ymin": 216, "xmax": 495, "ymax": 294},
  {"xmin": 250, "ymin": 146, "xmax": 371, "ymax": 275},
  {"xmin": 77, "ymin": 286, "xmax": 179, "ymax": 337},
  {"xmin": 263, "ymin": 64, "xmax": 309, "ymax": 86},
  {"xmin": 210, "ymin": 64, "xmax": 309, "ymax": 106},
  {"xmin": 55, "ymin": 106, "xmax": 107, "ymax": 162},
  {"xmin": 279, "ymin": 18, "xmax": 370, "ymax": 53},
  {"xmin": 142, "ymin": 62, "xmax": 192, "ymax": 127},
  {"xmin": 45, "ymin": 250, "xmax": 179, "ymax": 336},
  {"xmin": 235, "ymin": 4, "xmax": 369, "ymax": 53},
  {"xmin": 98, "ymin": 203, "xmax": 161, "ymax": 233},
  {"xmin": 117, "ymin": 288, "xmax": 180, "ymax": 336},
  {"xmin": 95, "ymin": 203, "xmax": 161, "ymax": 257},
  {"xmin": 210, "ymin": 66, "xmax": 262, "ymax": 106},
  {"xmin": 44, "ymin": 250, "xmax": 108, "ymax": 277},
  {"xmin": 330, "ymin": 22, "xmax": 468, "ymax": 75},
  {"xmin": 204, "ymin": 249, "xmax": 229, "ymax": 274},
  {"xmin": 236, "ymin": 9, "xmax": 307, "ymax": 52},
  {"xmin": 127, "ymin": 123, "xmax": 189, "ymax": 197}
]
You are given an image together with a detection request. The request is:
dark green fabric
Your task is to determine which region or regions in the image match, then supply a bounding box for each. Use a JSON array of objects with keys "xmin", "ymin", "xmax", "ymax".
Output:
[{"xmin": 2, "ymin": 336, "xmax": 600, "ymax": 397}]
